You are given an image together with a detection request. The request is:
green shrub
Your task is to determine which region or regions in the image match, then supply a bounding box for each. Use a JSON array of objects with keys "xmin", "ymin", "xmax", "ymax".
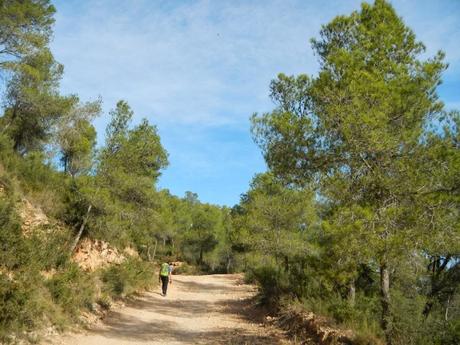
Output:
[
  {"xmin": 46, "ymin": 263, "xmax": 96, "ymax": 319},
  {"xmin": 441, "ymin": 318, "xmax": 460, "ymax": 345},
  {"xmin": 0, "ymin": 274, "xmax": 32, "ymax": 342},
  {"xmin": 411, "ymin": 304, "xmax": 460, "ymax": 345},
  {"xmin": 26, "ymin": 229, "xmax": 72, "ymax": 271},
  {"xmin": 101, "ymin": 258, "xmax": 155, "ymax": 298},
  {"xmin": 0, "ymin": 270, "xmax": 56, "ymax": 344},
  {"xmin": 249, "ymin": 264, "xmax": 291, "ymax": 307},
  {"xmin": 327, "ymin": 297, "xmax": 357, "ymax": 323},
  {"xmin": 0, "ymin": 193, "xmax": 27, "ymax": 270}
]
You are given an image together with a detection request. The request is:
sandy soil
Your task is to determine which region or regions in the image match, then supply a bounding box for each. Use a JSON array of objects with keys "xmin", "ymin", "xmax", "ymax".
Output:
[{"xmin": 46, "ymin": 274, "xmax": 292, "ymax": 345}]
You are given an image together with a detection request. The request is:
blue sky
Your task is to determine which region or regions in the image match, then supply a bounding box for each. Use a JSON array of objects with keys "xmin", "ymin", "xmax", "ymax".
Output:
[{"xmin": 50, "ymin": 0, "xmax": 460, "ymax": 206}]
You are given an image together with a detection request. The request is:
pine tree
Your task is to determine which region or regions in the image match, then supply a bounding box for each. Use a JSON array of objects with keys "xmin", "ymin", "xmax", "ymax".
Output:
[{"xmin": 251, "ymin": 1, "xmax": 455, "ymax": 342}]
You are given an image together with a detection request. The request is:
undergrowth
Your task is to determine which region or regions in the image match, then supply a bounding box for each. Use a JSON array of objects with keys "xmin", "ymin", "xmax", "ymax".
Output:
[{"xmin": 101, "ymin": 257, "xmax": 156, "ymax": 298}]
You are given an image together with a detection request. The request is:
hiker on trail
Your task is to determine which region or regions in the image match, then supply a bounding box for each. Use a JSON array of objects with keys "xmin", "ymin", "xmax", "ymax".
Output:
[{"xmin": 159, "ymin": 262, "xmax": 172, "ymax": 296}]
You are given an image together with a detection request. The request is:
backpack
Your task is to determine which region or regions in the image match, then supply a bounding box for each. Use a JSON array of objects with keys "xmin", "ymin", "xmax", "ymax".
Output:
[{"xmin": 160, "ymin": 263, "xmax": 169, "ymax": 277}]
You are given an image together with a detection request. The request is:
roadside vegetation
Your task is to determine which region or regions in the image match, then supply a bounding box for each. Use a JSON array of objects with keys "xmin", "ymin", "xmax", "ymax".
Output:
[
  {"xmin": 0, "ymin": 1, "xmax": 229, "ymax": 343},
  {"xmin": 242, "ymin": 1, "xmax": 459, "ymax": 344},
  {"xmin": 0, "ymin": 1, "xmax": 458, "ymax": 345}
]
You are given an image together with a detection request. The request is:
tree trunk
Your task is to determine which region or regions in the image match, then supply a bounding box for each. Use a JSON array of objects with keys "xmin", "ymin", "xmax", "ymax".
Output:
[
  {"xmin": 348, "ymin": 279, "xmax": 356, "ymax": 307},
  {"xmin": 199, "ymin": 248, "xmax": 203, "ymax": 265},
  {"xmin": 445, "ymin": 296, "xmax": 451, "ymax": 321},
  {"xmin": 70, "ymin": 204, "xmax": 92, "ymax": 253},
  {"xmin": 284, "ymin": 255, "xmax": 289, "ymax": 272},
  {"xmin": 152, "ymin": 238, "xmax": 158, "ymax": 261},
  {"xmin": 226, "ymin": 255, "xmax": 232, "ymax": 273},
  {"xmin": 423, "ymin": 255, "xmax": 451, "ymax": 318},
  {"xmin": 63, "ymin": 156, "xmax": 68, "ymax": 174},
  {"xmin": 380, "ymin": 263, "xmax": 392, "ymax": 345}
]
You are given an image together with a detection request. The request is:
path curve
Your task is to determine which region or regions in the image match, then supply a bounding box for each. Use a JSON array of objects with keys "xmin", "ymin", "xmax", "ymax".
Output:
[{"xmin": 48, "ymin": 274, "xmax": 292, "ymax": 345}]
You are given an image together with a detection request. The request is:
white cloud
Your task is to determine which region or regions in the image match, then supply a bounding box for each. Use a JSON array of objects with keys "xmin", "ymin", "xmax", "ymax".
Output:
[
  {"xmin": 52, "ymin": 0, "xmax": 459, "ymax": 131},
  {"xmin": 50, "ymin": 0, "xmax": 460, "ymax": 205},
  {"xmin": 445, "ymin": 101, "xmax": 460, "ymax": 111},
  {"xmin": 52, "ymin": 0, "xmax": 362, "ymax": 129}
]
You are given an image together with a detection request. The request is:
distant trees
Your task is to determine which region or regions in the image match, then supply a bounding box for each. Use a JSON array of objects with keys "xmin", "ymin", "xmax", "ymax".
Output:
[
  {"xmin": 184, "ymin": 203, "xmax": 221, "ymax": 265},
  {"xmin": 51, "ymin": 96, "xmax": 228, "ymax": 267}
]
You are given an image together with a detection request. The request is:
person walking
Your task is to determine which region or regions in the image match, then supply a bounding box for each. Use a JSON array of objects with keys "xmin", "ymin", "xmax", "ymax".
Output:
[{"xmin": 159, "ymin": 261, "xmax": 172, "ymax": 296}]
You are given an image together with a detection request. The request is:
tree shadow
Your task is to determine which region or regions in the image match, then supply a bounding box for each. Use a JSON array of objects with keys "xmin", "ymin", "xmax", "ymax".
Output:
[
  {"xmin": 91, "ymin": 310, "xmax": 284, "ymax": 344},
  {"xmin": 126, "ymin": 295, "xmax": 216, "ymax": 317},
  {"xmin": 172, "ymin": 276, "xmax": 250, "ymax": 294},
  {"xmin": 83, "ymin": 275, "xmax": 285, "ymax": 344}
]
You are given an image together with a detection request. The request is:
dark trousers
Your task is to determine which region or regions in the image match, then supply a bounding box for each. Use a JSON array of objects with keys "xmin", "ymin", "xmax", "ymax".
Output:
[{"xmin": 160, "ymin": 276, "xmax": 169, "ymax": 295}]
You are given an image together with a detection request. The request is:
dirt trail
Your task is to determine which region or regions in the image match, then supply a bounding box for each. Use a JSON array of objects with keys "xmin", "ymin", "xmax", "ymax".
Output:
[{"xmin": 47, "ymin": 274, "xmax": 293, "ymax": 345}]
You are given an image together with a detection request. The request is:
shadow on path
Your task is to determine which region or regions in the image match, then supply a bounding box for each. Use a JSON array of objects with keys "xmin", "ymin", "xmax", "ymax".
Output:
[
  {"xmin": 92, "ymin": 313, "xmax": 283, "ymax": 344},
  {"xmin": 77, "ymin": 275, "xmax": 287, "ymax": 345}
]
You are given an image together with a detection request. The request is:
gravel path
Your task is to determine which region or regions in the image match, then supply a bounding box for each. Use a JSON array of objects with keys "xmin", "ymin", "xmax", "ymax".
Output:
[{"xmin": 47, "ymin": 274, "xmax": 292, "ymax": 345}]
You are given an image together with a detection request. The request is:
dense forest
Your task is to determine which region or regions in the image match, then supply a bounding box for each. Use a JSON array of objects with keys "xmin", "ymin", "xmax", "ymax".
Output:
[{"xmin": 0, "ymin": 0, "xmax": 458, "ymax": 344}]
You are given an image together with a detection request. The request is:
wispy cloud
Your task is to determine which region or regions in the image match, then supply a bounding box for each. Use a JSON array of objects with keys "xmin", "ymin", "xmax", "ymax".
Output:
[
  {"xmin": 51, "ymin": 0, "xmax": 460, "ymax": 205},
  {"xmin": 52, "ymin": 0, "xmax": 460, "ymax": 128},
  {"xmin": 52, "ymin": 0, "xmax": 361, "ymax": 127}
]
